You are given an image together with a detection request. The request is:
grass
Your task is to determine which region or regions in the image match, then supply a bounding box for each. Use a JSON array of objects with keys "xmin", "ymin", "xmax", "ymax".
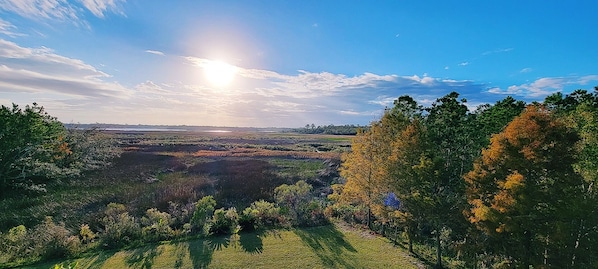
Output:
[{"xmin": 25, "ymin": 224, "xmax": 423, "ymax": 269}]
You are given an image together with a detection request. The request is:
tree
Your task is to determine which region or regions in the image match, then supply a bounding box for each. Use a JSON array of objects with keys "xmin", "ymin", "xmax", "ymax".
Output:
[
  {"xmin": 464, "ymin": 105, "xmax": 586, "ymax": 267},
  {"xmin": 387, "ymin": 118, "xmax": 435, "ymax": 254},
  {"xmin": 545, "ymin": 88, "xmax": 598, "ymax": 267},
  {"xmin": 471, "ymin": 96, "xmax": 526, "ymax": 150},
  {"xmin": 0, "ymin": 103, "xmax": 120, "ymax": 193},
  {"xmin": 424, "ymin": 92, "xmax": 473, "ymax": 268},
  {"xmin": 0, "ymin": 103, "xmax": 73, "ymax": 192}
]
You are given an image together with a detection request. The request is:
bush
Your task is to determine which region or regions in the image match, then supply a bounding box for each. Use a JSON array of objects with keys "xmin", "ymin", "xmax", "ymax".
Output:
[
  {"xmin": 248, "ymin": 200, "xmax": 283, "ymax": 229},
  {"xmin": 141, "ymin": 208, "xmax": 173, "ymax": 241},
  {"xmin": 100, "ymin": 203, "xmax": 141, "ymax": 249},
  {"xmin": 30, "ymin": 216, "xmax": 81, "ymax": 259},
  {"xmin": 0, "ymin": 225, "xmax": 31, "ymax": 263},
  {"xmin": 190, "ymin": 196, "xmax": 216, "ymax": 234},
  {"xmin": 239, "ymin": 207, "xmax": 258, "ymax": 231},
  {"xmin": 79, "ymin": 224, "xmax": 96, "ymax": 245},
  {"xmin": 209, "ymin": 208, "xmax": 239, "ymax": 235},
  {"xmin": 167, "ymin": 201, "xmax": 195, "ymax": 229}
]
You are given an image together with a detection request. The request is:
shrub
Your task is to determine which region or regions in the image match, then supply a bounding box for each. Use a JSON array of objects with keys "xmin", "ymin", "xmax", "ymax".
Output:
[
  {"xmin": 190, "ymin": 196, "xmax": 216, "ymax": 234},
  {"xmin": 167, "ymin": 201, "xmax": 194, "ymax": 229},
  {"xmin": 248, "ymin": 200, "xmax": 283, "ymax": 229},
  {"xmin": 141, "ymin": 208, "xmax": 173, "ymax": 241},
  {"xmin": 239, "ymin": 207, "xmax": 258, "ymax": 231},
  {"xmin": 0, "ymin": 225, "xmax": 31, "ymax": 263},
  {"xmin": 79, "ymin": 224, "xmax": 96, "ymax": 245},
  {"xmin": 209, "ymin": 208, "xmax": 239, "ymax": 235},
  {"xmin": 100, "ymin": 203, "xmax": 141, "ymax": 249},
  {"xmin": 30, "ymin": 216, "xmax": 81, "ymax": 259}
]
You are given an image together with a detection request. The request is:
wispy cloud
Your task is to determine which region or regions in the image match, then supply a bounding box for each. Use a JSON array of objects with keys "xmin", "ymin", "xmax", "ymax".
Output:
[
  {"xmin": 79, "ymin": 0, "xmax": 126, "ymax": 18},
  {"xmin": 488, "ymin": 75, "xmax": 598, "ymax": 98},
  {"xmin": 520, "ymin": 67, "xmax": 533, "ymax": 73},
  {"xmin": 0, "ymin": 18, "xmax": 25, "ymax": 37},
  {"xmin": 0, "ymin": 38, "xmax": 131, "ymax": 99},
  {"xmin": 482, "ymin": 48, "xmax": 514, "ymax": 55},
  {"xmin": 145, "ymin": 50, "xmax": 164, "ymax": 56},
  {"xmin": 0, "ymin": 0, "xmax": 126, "ymax": 26},
  {"xmin": 458, "ymin": 61, "xmax": 469, "ymax": 66}
]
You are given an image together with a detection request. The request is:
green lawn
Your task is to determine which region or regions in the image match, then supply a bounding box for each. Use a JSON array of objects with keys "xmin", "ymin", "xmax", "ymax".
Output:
[{"xmin": 26, "ymin": 224, "xmax": 423, "ymax": 269}]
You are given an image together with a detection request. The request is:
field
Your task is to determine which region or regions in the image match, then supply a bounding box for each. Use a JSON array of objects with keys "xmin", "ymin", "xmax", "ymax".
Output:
[
  {"xmin": 27, "ymin": 224, "xmax": 424, "ymax": 269},
  {"xmin": 0, "ymin": 130, "xmax": 351, "ymax": 231},
  {"xmin": 2, "ymin": 129, "xmax": 427, "ymax": 268}
]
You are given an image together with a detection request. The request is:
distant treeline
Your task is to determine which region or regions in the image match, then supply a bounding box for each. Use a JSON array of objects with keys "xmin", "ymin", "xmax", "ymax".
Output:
[{"xmin": 292, "ymin": 124, "xmax": 368, "ymax": 135}]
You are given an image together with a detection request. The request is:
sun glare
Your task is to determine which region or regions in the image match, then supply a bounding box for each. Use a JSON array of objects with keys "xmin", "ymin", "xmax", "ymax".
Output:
[{"xmin": 203, "ymin": 60, "xmax": 237, "ymax": 88}]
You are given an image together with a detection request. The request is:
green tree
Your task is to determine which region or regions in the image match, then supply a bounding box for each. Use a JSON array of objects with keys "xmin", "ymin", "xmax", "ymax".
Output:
[
  {"xmin": 0, "ymin": 103, "xmax": 73, "ymax": 192},
  {"xmin": 465, "ymin": 105, "xmax": 585, "ymax": 267},
  {"xmin": 387, "ymin": 118, "xmax": 434, "ymax": 253},
  {"xmin": 544, "ymin": 88, "xmax": 598, "ymax": 267},
  {"xmin": 424, "ymin": 92, "xmax": 474, "ymax": 268},
  {"xmin": 471, "ymin": 96, "xmax": 526, "ymax": 150},
  {"xmin": 0, "ymin": 103, "xmax": 120, "ymax": 193}
]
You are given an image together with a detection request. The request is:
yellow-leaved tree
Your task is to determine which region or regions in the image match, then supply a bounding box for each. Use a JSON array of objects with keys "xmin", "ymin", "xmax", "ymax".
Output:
[{"xmin": 464, "ymin": 105, "xmax": 586, "ymax": 268}]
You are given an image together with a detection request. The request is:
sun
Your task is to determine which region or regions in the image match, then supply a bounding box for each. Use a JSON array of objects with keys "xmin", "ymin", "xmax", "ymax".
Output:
[{"xmin": 203, "ymin": 60, "xmax": 237, "ymax": 88}]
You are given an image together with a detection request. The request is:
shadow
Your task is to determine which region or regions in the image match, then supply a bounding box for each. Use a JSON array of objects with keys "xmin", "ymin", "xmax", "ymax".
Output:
[
  {"xmin": 294, "ymin": 225, "xmax": 357, "ymax": 268},
  {"xmin": 170, "ymin": 243, "xmax": 188, "ymax": 269},
  {"xmin": 239, "ymin": 230, "xmax": 265, "ymax": 254},
  {"xmin": 83, "ymin": 250, "xmax": 114, "ymax": 269},
  {"xmin": 188, "ymin": 235, "xmax": 232, "ymax": 269},
  {"xmin": 125, "ymin": 244, "xmax": 163, "ymax": 269}
]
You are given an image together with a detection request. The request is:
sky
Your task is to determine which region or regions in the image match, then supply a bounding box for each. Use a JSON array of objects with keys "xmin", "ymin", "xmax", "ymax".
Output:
[{"xmin": 1, "ymin": 0, "xmax": 597, "ymax": 127}]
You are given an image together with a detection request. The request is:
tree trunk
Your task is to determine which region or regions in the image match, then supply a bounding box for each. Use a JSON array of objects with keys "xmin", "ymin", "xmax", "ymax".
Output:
[
  {"xmin": 436, "ymin": 229, "xmax": 442, "ymax": 268},
  {"xmin": 407, "ymin": 225, "xmax": 414, "ymax": 253}
]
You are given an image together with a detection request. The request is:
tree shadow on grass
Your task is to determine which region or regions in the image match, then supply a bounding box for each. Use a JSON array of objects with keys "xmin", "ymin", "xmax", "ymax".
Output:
[
  {"xmin": 85, "ymin": 250, "xmax": 115, "ymax": 269},
  {"xmin": 239, "ymin": 230, "xmax": 266, "ymax": 254},
  {"xmin": 125, "ymin": 244, "xmax": 163, "ymax": 269},
  {"xmin": 188, "ymin": 235, "xmax": 231, "ymax": 269},
  {"xmin": 294, "ymin": 225, "xmax": 357, "ymax": 268}
]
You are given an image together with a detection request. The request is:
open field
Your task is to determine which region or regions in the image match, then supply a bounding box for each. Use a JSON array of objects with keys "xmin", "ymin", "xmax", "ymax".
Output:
[
  {"xmin": 25, "ymin": 224, "xmax": 424, "ymax": 269},
  {"xmin": 0, "ymin": 130, "xmax": 352, "ymax": 231}
]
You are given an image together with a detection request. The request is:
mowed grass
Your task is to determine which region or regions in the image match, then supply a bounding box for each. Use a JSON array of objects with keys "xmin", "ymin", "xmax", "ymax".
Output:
[{"xmin": 26, "ymin": 224, "xmax": 423, "ymax": 269}]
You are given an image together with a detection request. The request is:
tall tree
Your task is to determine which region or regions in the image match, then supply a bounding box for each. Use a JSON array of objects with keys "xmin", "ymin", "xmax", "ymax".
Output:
[
  {"xmin": 464, "ymin": 105, "xmax": 585, "ymax": 267},
  {"xmin": 424, "ymin": 92, "xmax": 473, "ymax": 268},
  {"xmin": 340, "ymin": 95, "xmax": 420, "ymax": 228},
  {"xmin": 545, "ymin": 88, "xmax": 598, "ymax": 267}
]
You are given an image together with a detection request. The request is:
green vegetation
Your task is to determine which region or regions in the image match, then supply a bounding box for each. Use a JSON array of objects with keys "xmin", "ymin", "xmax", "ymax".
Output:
[
  {"xmin": 0, "ymin": 103, "xmax": 119, "ymax": 193},
  {"xmin": 3, "ymin": 88, "xmax": 597, "ymax": 268},
  {"xmin": 336, "ymin": 88, "xmax": 598, "ymax": 268},
  {"xmin": 25, "ymin": 225, "xmax": 422, "ymax": 269}
]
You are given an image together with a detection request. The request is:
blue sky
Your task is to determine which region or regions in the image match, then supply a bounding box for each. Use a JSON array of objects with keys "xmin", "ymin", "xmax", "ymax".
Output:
[{"xmin": 1, "ymin": 1, "xmax": 597, "ymax": 127}]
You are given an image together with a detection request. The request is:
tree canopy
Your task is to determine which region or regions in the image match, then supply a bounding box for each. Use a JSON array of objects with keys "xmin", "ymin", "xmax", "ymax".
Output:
[
  {"xmin": 337, "ymin": 88, "xmax": 598, "ymax": 268},
  {"xmin": 0, "ymin": 103, "xmax": 119, "ymax": 193}
]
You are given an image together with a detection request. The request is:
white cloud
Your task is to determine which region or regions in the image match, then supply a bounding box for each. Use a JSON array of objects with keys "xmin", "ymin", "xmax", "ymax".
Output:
[
  {"xmin": 145, "ymin": 50, "xmax": 164, "ymax": 56},
  {"xmin": 458, "ymin": 61, "xmax": 469, "ymax": 66},
  {"xmin": 0, "ymin": 0, "xmax": 126, "ymax": 26},
  {"xmin": 520, "ymin": 67, "xmax": 533, "ymax": 73},
  {"xmin": 0, "ymin": 38, "xmax": 131, "ymax": 99},
  {"xmin": 488, "ymin": 75, "xmax": 598, "ymax": 98},
  {"xmin": 482, "ymin": 48, "xmax": 514, "ymax": 55},
  {"xmin": 0, "ymin": 18, "xmax": 24, "ymax": 37},
  {"xmin": 79, "ymin": 0, "xmax": 126, "ymax": 18},
  {"xmin": 0, "ymin": 0, "xmax": 79, "ymax": 21}
]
